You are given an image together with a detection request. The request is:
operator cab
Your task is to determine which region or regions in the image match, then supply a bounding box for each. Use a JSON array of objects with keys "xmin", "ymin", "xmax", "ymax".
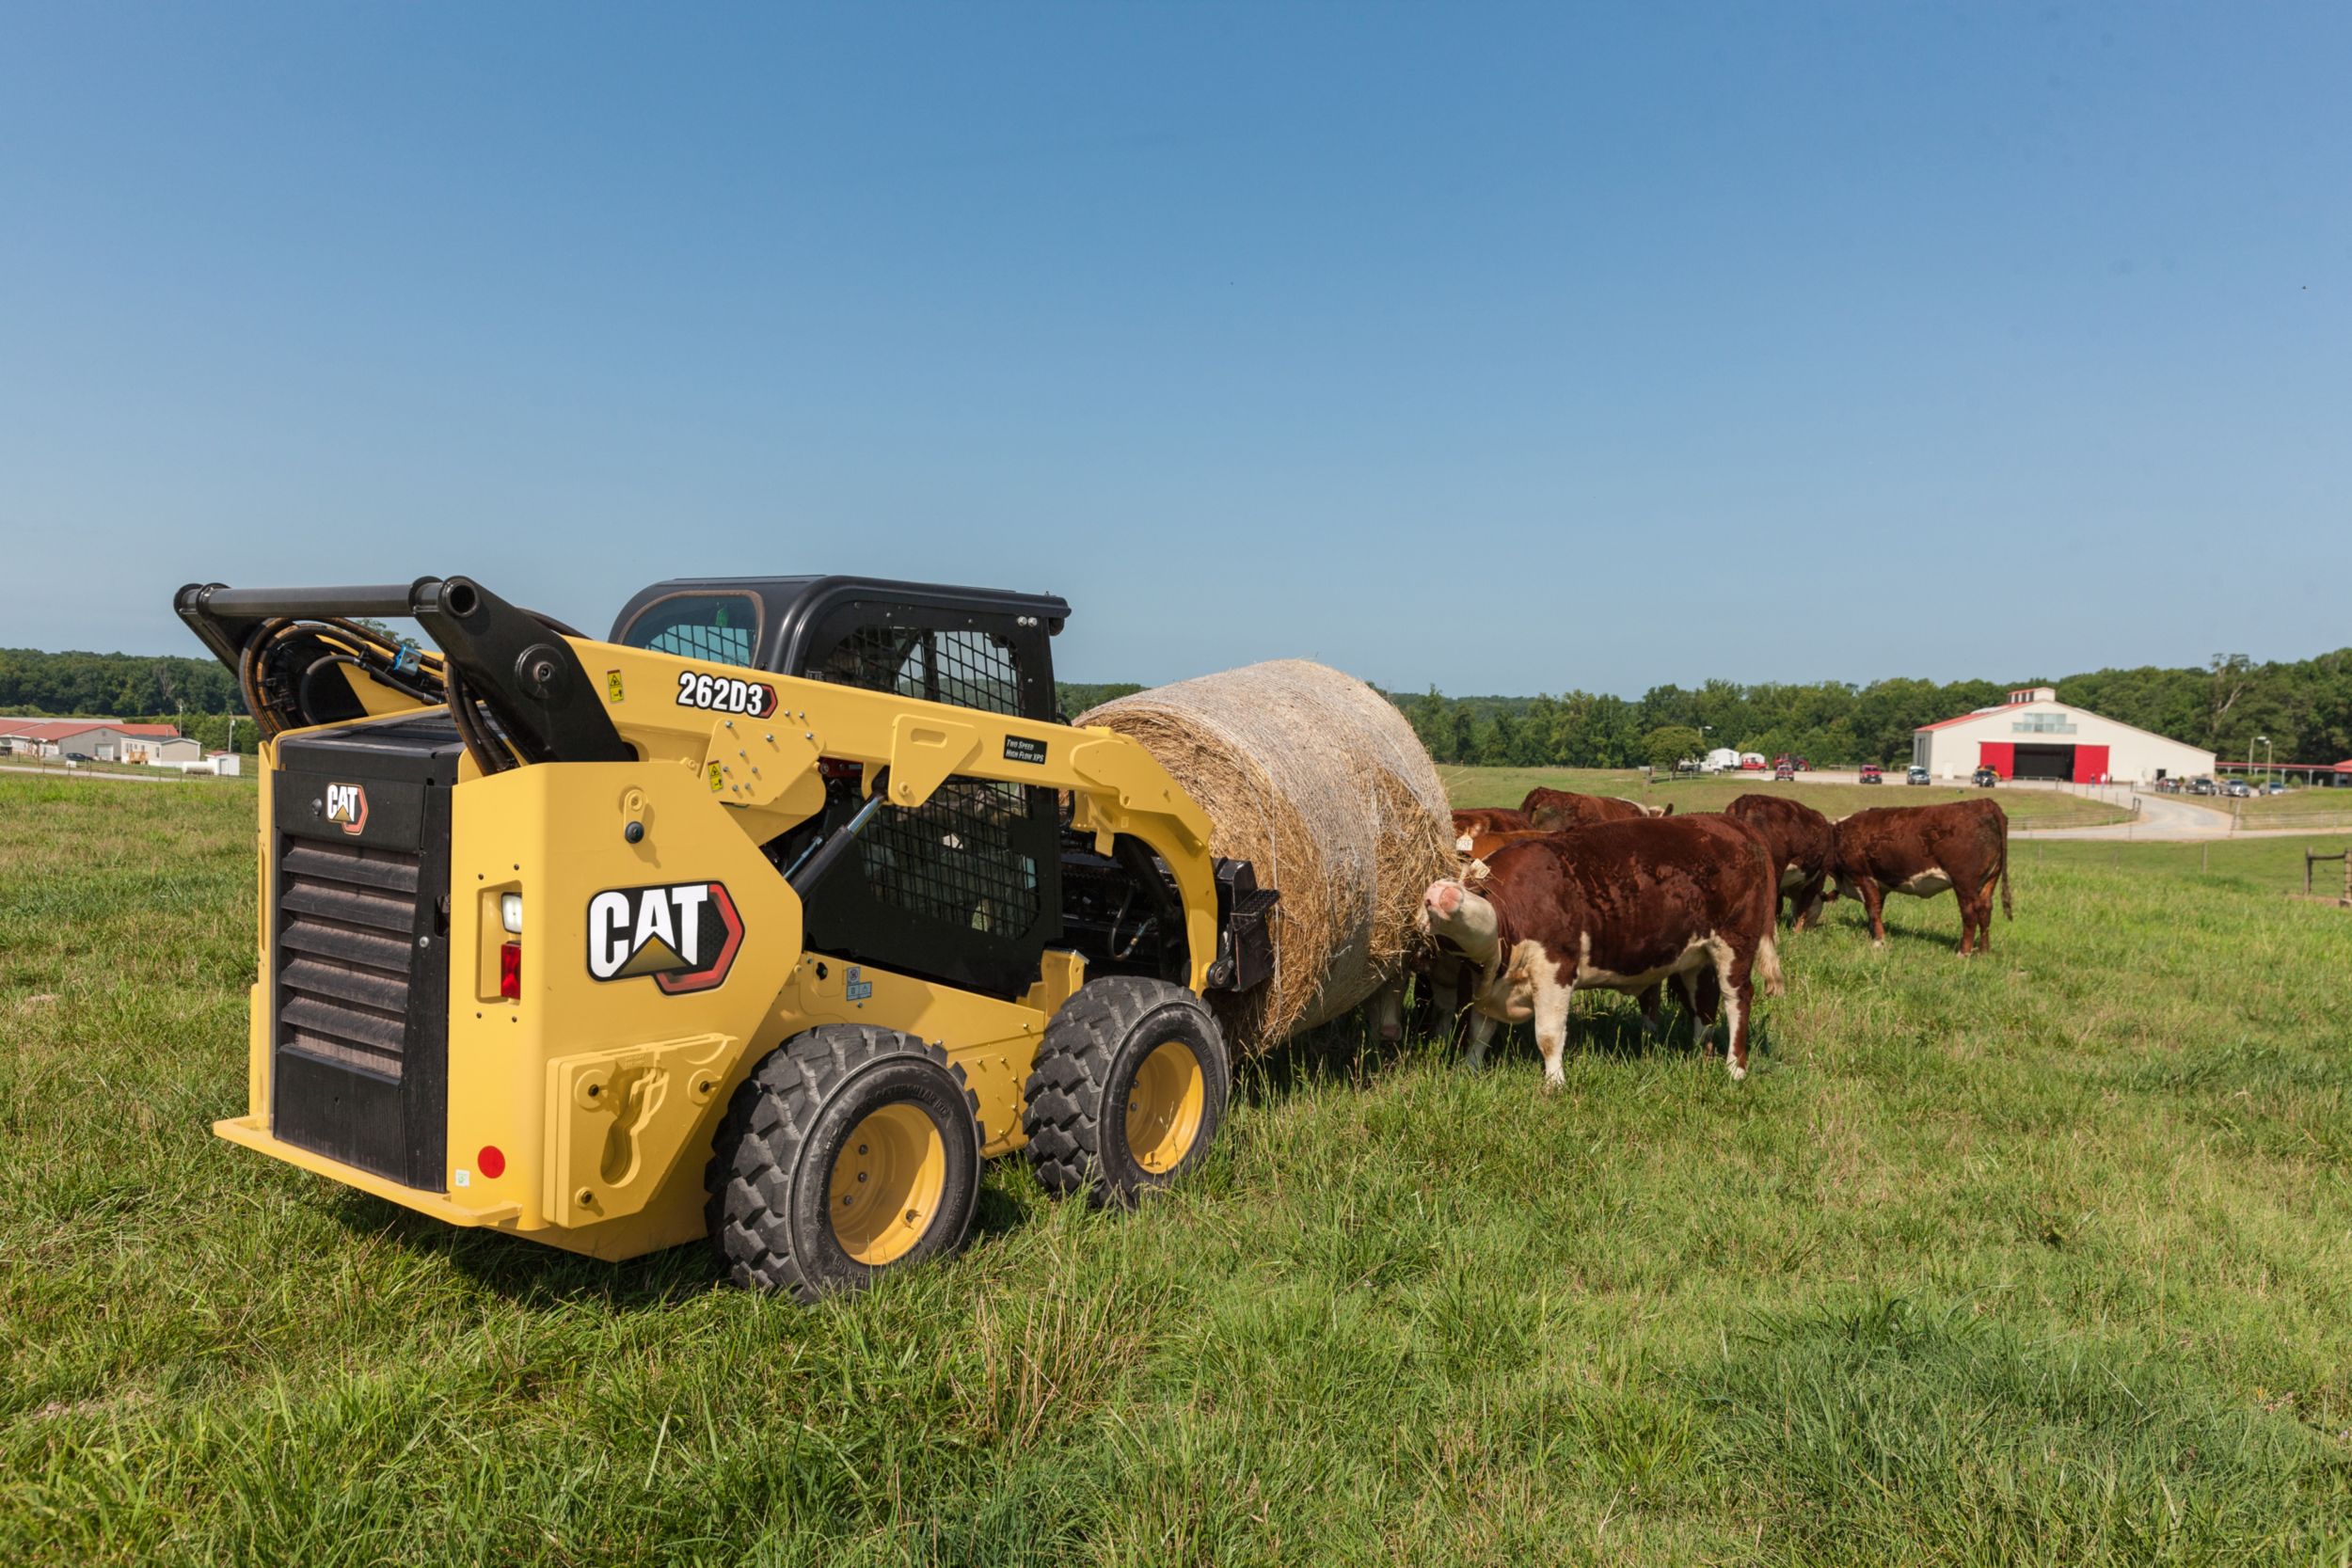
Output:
[
  {"xmin": 610, "ymin": 577, "xmax": 1068, "ymax": 722},
  {"xmin": 614, "ymin": 578, "xmax": 1259, "ymax": 1006}
]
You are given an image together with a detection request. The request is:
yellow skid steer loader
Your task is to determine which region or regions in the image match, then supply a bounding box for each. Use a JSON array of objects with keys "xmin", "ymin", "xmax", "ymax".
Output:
[{"xmin": 176, "ymin": 575, "xmax": 1275, "ymax": 1299}]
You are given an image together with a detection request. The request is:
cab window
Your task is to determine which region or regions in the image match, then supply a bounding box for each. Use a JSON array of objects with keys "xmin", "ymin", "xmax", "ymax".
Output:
[{"xmin": 617, "ymin": 593, "xmax": 760, "ymax": 667}]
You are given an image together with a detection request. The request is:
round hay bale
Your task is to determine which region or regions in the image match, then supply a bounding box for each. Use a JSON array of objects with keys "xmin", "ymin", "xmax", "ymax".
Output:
[{"xmin": 1077, "ymin": 659, "xmax": 1453, "ymax": 1052}]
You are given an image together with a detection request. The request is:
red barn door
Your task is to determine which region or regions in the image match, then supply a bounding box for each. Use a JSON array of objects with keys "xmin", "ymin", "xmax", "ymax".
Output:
[
  {"xmin": 2074, "ymin": 744, "xmax": 2109, "ymax": 783},
  {"xmin": 1978, "ymin": 742, "xmax": 2014, "ymax": 779}
]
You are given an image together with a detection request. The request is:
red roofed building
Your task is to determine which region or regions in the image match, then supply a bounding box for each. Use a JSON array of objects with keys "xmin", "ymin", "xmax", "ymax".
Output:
[
  {"xmin": 1910, "ymin": 687, "xmax": 2217, "ymax": 785},
  {"xmin": 0, "ymin": 718, "xmax": 201, "ymax": 763}
]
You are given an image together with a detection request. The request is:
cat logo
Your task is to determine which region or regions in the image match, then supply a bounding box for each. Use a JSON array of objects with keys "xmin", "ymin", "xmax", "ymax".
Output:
[
  {"xmin": 325, "ymin": 783, "xmax": 369, "ymax": 835},
  {"xmin": 585, "ymin": 881, "xmax": 744, "ymax": 994}
]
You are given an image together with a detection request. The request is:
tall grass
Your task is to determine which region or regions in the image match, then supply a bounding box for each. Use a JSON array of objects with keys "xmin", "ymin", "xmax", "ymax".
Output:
[{"xmin": 3, "ymin": 778, "xmax": 2348, "ymax": 1564}]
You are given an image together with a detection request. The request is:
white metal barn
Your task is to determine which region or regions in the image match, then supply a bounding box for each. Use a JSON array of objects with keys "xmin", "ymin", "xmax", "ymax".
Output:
[{"xmin": 1911, "ymin": 687, "xmax": 2217, "ymax": 784}]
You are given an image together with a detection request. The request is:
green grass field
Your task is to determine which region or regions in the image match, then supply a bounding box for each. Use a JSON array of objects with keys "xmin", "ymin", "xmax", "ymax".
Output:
[
  {"xmin": 5, "ymin": 776, "xmax": 2351, "ymax": 1564},
  {"xmin": 1438, "ymin": 764, "xmax": 2137, "ymax": 831}
]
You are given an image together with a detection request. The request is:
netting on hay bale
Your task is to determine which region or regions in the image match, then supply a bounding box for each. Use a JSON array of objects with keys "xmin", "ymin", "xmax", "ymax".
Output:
[{"xmin": 1077, "ymin": 659, "xmax": 1454, "ymax": 1053}]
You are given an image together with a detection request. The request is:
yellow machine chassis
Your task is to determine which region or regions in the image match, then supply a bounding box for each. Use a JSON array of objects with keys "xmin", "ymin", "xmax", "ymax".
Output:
[{"xmin": 218, "ymin": 638, "xmax": 1222, "ymax": 1260}]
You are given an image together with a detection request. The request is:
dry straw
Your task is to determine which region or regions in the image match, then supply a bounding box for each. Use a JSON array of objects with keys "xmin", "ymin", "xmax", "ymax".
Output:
[{"xmin": 1078, "ymin": 659, "xmax": 1453, "ymax": 1052}]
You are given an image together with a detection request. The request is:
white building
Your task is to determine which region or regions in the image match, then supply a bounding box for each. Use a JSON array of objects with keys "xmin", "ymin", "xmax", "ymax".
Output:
[
  {"xmin": 1912, "ymin": 687, "xmax": 2216, "ymax": 785},
  {"xmin": 0, "ymin": 718, "xmax": 202, "ymax": 764}
]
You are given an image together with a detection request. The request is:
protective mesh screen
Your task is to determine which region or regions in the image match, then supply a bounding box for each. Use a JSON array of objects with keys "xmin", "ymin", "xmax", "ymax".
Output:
[
  {"xmin": 645, "ymin": 624, "xmax": 754, "ymax": 665},
  {"xmin": 859, "ymin": 779, "xmax": 1041, "ymax": 934},
  {"xmin": 818, "ymin": 626, "xmax": 1023, "ymax": 716}
]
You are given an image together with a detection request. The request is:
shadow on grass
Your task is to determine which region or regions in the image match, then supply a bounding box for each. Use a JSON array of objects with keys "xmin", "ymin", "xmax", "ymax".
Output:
[
  {"xmin": 322, "ymin": 1132, "xmax": 1060, "ymax": 1310},
  {"xmin": 318, "ymin": 984, "xmax": 1781, "ymax": 1307},
  {"xmin": 324, "ymin": 1188, "xmax": 723, "ymax": 1310},
  {"xmin": 1234, "ymin": 982, "xmax": 1774, "ymax": 1107}
]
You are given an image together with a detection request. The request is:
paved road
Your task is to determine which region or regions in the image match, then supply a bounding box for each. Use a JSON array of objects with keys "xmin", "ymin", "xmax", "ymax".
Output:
[
  {"xmin": 2010, "ymin": 789, "xmax": 2218, "ymax": 842},
  {"xmin": 2010, "ymin": 790, "xmax": 2351, "ymax": 843}
]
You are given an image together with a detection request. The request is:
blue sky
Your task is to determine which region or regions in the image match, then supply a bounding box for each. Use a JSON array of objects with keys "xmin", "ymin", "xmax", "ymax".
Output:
[{"xmin": 3, "ymin": 4, "xmax": 2345, "ymax": 696}]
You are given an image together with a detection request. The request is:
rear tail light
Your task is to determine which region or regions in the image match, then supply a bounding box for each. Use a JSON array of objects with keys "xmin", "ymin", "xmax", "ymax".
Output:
[{"xmin": 500, "ymin": 941, "xmax": 521, "ymax": 1001}]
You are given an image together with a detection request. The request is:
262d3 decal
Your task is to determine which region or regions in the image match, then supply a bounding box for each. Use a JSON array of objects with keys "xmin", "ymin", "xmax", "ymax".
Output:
[
  {"xmin": 586, "ymin": 882, "xmax": 745, "ymax": 994},
  {"xmin": 675, "ymin": 671, "xmax": 778, "ymax": 718}
]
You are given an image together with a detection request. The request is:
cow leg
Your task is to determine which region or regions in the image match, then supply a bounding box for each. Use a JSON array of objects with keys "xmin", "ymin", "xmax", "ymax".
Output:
[
  {"xmin": 1712, "ymin": 941, "xmax": 1756, "ymax": 1081},
  {"xmin": 1677, "ymin": 968, "xmax": 1720, "ymax": 1053},
  {"xmin": 1672, "ymin": 971, "xmax": 1701, "ymax": 1049},
  {"xmin": 1859, "ymin": 880, "xmax": 1888, "ymax": 948},
  {"xmin": 1461, "ymin": 1010, "xmax": 1500, "ymax": 1072},
  {"xmin": 1533, "ymin": 972, "xmax": 1576, "ymax": 1093},
  {"xmin": 1793, "ymin": 876, "xmax": 1828, "ymax": 932},
  {"xmin": 1637, "ymin": 983, "xmax": 1664, "ymax": 1038}
]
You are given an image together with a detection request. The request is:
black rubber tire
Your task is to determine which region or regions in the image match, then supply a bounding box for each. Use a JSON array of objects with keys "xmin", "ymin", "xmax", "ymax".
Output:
[
  {"xmin": 1023, "ymin": 976, "xmax": 1232, "ymax": 1209},
  {"xmin": 705, "ymin": 1023, "xmax": 982, "ymax": 1302}
]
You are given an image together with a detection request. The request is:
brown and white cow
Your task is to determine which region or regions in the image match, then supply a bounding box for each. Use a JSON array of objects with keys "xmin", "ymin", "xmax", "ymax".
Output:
[
  {"xmin": 1452, "ymin": 808, "xmax": 1534, "ymax": 851},
  {"xmin": 1724, "ymin": 793, "xmax": 1836, "ymax": 929},
  {"xmin": 1830, "ymin": 799, "xmax": 2011, "ymax": 954},
  {"xmin": 1519, "ymin": 787, "xmax": 1672, "ymax": 832},
  {"xmin": 1421, "ymin": 816, "xmax": 1780, "ymax": 1085},
  {"xmin": 1458, "ymin": 827, "xmax": 1558, "ymax": 868}
]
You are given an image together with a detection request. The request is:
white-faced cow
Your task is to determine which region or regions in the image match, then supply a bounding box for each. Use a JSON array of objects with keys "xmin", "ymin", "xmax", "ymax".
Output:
[{"xmin": 1421, "ymin": 816, "xmax": 1780, "ymax": 1086}]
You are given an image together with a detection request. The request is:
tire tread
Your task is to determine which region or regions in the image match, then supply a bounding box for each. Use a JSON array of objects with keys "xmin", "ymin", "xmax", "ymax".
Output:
[{"xmin": 704, "ymin": 1023, "xmax": 980, "ymax": 1300}]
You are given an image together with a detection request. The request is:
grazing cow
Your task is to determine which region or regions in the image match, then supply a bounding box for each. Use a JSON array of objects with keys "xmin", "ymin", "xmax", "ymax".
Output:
[
  {"xmin": 1421, "ymin": 816, "xmax": 1780, "ymax": 1085},
  {"xmin": 1724, "ymin": 793, "xmax": 1836, "ymax": 929},
  {"xmin": 1452, "ymin": 808, "xmax": 1534, "ymax": 850},
  {"xmin": 1458, "ymin": 827, "xmax": 1559, "ymax": 868},
  {"xmin": 1519, "ymin": 787, "xmax": 1672, "ymax": 832},
  {"xmin": 1830, "ymin": 799, "xmax": 2011, "ymax": 954}
]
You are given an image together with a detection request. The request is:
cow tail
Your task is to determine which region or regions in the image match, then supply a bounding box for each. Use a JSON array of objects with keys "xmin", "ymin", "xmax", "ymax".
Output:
[
  {"xmin": 1756, "ymin": 930, "xmax": 1785, "ymax": 998},
  {"xmin": 2000, "ymin": 825, "xmax": 2013, "ymax": 921}
]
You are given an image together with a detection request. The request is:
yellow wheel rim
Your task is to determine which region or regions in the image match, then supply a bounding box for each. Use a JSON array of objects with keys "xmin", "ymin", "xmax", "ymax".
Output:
[
  {"xmin": 1124, "ymin": 1039, "xmax": 1206, "ymax": 1175},
  {"xmin": 828, "ymin": 1102, "xmax": 947, "ymax": 1266}
]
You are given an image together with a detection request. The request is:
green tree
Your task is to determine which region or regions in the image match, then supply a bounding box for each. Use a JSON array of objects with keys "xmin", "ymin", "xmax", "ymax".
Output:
[{"xmin": 1644, "ymin": 724, "xmax": 1705, "ymax": 773}]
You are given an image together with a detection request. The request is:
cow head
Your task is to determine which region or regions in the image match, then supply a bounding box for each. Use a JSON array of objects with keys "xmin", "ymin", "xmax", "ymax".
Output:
[{"xmin": 1422, "ymin": 878, "xmax": 1501, "ymax": 963}]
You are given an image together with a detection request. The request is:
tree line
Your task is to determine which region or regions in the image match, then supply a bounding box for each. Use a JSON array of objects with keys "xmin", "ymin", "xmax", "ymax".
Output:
[
  {"xmin": 9, "ymin": 646, "xmax": 2349, "ymax": 772},
  {"xmin": 1385, "ymin": 651, "xmax": 2352, "ymax": 772}
]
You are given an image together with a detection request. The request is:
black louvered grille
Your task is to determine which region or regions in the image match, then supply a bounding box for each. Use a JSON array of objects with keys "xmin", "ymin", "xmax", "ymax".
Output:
[{"xmin": 276, "ymin": 839, "xmax": 421, "ymax": 1080}]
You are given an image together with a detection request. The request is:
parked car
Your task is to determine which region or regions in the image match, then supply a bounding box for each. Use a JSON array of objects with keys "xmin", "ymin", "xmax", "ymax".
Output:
[
  {"xmin": 1858, "ymin": 763, "xmax": 1883, "ymax": 784},
  {"xmin": 1904, "ymin": 765, "xmax": 1930, "ymax": 785},
  {"xmin": 1972, "ymin": 766, "xmax": 2000, "ymax": 787},
  {"xmin": 1739, "ymin": 752, "xmax": 1766, "ymax": 770},
  {"xmin": 2190, "ymin": 777, "xmax": 2217, "ymax": 796},
  {"xmin": 2224, "ymin": 780, "xmax": 2252, "ymax": 799},
  {"xmin": 2265, "ymin": 783, "xmax": 2290, "ymax": 795},
  {"xmin": 1774, "ymin": 762, "xmax": 1795, "ymax": 781}
]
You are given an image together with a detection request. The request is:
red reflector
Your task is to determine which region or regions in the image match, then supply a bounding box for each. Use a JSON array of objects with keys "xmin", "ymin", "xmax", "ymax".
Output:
[
  {"xmin": 478, "ymin": 1146, "xmax": 506, "ymax": 1180},
  {"xmin": 500, "ymin": 940, "xmax": 521, "ymax": 1001}
]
